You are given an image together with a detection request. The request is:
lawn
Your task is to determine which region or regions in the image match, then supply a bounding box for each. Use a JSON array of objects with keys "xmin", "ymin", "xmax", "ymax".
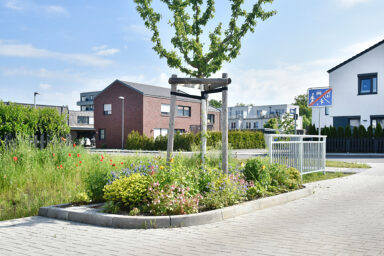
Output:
[
  {"xmin": 302, "ymin": 172, "xmax": 351, "ymax": 184},
  {"xmin": 326, "ymin": 160, "xmax": 370, "ymax": 169}
]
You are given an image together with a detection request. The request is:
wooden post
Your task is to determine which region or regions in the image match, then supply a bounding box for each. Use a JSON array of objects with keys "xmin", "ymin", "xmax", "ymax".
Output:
[
  {"xmin": 167, "ymin": 75, "xmax": 178, "ymax": 163},
  {"xmin": 221, "ymin": 73, "xmax": 229, "ymax": 174},
  {"xmin": 201, "ymin": 85, "xmax": 207, "ymax": 164}
]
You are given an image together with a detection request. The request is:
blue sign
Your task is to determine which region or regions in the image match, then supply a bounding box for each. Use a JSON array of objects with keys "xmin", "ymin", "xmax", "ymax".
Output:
[{"xmin": 308, "ymin": 88, "xmax": 332, "ymax": 107}]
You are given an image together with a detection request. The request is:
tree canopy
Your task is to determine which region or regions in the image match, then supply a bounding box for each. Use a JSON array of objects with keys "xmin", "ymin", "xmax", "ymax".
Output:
[
  {"xmin": 293, "ymin": 94, "xmax": 312, "ymax": 129},
  {"xmin": 209, "ymin": 99, "xmax": 222, "ymax": 108},
  {"xmin": 134, "ymin": 0, "xmax": 276, "ymax": 78}
]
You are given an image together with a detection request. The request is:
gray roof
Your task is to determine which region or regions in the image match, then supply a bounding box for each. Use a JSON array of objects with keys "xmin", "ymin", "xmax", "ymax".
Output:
[
  {"xmin": 119, "ymin": 80, "xmax": 171, "ymax": 98},
  {"xmin": 117, "ymin": 80, "xmax": 201, "ymax": 102},
  {"xmin": 208, "ymin": 106, "xmax": 221, "ymax": 112}
]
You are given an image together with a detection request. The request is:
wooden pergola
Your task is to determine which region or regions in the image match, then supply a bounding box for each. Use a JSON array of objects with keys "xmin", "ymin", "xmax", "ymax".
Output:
[{"xmin": 166, "ymin": 73, "xmax": 231, "ymax": 173}]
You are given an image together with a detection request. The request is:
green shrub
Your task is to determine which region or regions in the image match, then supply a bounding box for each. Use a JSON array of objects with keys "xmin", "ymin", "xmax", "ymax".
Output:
[
  {"xmin": 246, "ymin": 182, "xmax": 266, "ymax": 200},
  {"xmin": 102, "ymin": 201, "xmax": 121, "ymax": 214},
  {"xmin": 367, "ymin": 126, "xmax": 373, "ymax": 138},
  {"xmin": 345, "ymin": 126, "xmax": 352, "ymax": 138},
  {"xmin": 103, "ymin": 173, "xmax": 149, "ymax": 210},
  {"xmin": 0, "ymin": 101, "xmax": 69, "ymax": 140},
  {"xmin": 337, "ymin": 127, "xmax": 344, "ymax": 138},
  {"xmin": 243, "ymin": 158, "xmax": 301, "ymax": 191},
  {"xmin": 243, "ymin": 158, "xmax": 271, "ymax": 187},
  {"xmin": 200, "ymin": 173, "xmax": 248, "ymax": 210},
  {"xmin": 85, "ymin": 167, "xmax": 111, "ymax": 202},
  {"xmin": 358, "ymin": 125, "xmax": 367, "ymax": 138},
  {"xmin": 146, "ymin": 182, "xmax": 201, "ymax": 215},
  {"xmin": 352, "ymin": 126, "xmax": 359, "ymax": 138},
  {"xmin": 125, "ymin": 131, "xmax": 154, "ymax": 150},
  {"xmin": 375, "ymin": 123, "xmax": 383, "ymax": 138}
]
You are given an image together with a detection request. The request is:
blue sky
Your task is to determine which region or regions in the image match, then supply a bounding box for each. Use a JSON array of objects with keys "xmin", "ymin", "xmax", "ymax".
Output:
[{"xmin": 1, "ymin": 0, "xmax": 384, "ymax": 110}]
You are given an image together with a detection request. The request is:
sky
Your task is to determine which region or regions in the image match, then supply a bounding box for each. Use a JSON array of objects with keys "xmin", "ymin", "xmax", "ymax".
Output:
[{"xmin": 1, "ymin": 0, "xmax": 384, "ymax": 110}]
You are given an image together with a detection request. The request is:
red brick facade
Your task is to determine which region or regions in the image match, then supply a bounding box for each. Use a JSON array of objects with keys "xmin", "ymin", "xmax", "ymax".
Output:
[{"xmin": 95, "ymin": 80, "xmax": 221, "ymax": 149}]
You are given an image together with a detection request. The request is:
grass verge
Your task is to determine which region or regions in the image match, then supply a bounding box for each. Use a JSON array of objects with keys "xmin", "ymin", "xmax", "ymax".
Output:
[
  {"xmin": 302, "ymin": 171, "xmax": 351, "ymax": 184},
  {"xmin": 326, "ymin": 160, "xmax": 370, "ymax": 168}
]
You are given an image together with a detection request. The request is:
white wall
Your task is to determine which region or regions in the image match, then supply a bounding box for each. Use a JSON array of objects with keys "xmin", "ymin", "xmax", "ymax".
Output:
[{"xmin": 313, "ymin": 42, "xmax": 384, "ymax": 128}]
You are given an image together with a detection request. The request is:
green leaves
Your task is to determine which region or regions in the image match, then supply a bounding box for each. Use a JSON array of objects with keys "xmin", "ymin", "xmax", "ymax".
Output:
[
  {"xmin": 133, "ymin": 0, "xmax": 276, "ymax": 77},
  {"xmin": 0, "ymin": 102, "xmax": 69, "ymax": 139}
]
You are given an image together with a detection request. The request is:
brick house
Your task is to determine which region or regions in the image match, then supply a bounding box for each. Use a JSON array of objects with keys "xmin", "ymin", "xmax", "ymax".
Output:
[{"xmin": 94, "ymin": 80, "xmax": 221, "ymax": 148}]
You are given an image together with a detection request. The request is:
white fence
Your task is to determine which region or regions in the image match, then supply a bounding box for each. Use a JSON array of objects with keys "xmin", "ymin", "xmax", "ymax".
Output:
[{"xmin": 266, "ymin": 134, "xmax": 327, "ymax": 175}]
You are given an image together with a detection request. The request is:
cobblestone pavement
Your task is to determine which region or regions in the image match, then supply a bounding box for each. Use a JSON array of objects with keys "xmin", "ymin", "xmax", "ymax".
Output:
[{"xmin": 1, "ymin": 164, "xmax": 384, "ymax": 256}]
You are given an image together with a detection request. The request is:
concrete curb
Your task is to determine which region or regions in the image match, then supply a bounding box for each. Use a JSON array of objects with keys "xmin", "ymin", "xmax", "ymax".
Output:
[{"xmin": 39, "ymin": 187, "xmax": 313, "ymax": 229}]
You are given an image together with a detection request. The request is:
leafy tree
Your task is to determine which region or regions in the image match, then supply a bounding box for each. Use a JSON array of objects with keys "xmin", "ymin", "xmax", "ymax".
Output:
[
  {"xmin": 293, "ymin": 94, "xmax": 312, "ymax": 129},
  {"xmin": 264, "ymin": 118, "xmax": 278, "ymax": 130},
  {"xmin": 278, "ymin": 113, "xmax": 295, "ymax": 134},
  {"xmin": 209, "ymin": 99, "xmax": 222, "ymax": 109},
  {"xmin": 133, "ymin": 0, "xmax": 276, "ymax": 78}
]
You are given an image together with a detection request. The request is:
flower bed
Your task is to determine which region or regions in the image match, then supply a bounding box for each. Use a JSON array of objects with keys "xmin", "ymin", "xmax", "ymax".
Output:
[{"xmin": 88, "ymin": 157, "xmax": 302, "ymax": 216}]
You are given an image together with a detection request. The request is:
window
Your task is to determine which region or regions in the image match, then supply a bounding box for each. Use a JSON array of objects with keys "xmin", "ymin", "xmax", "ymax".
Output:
[
  {"xmin": 89, "ymin": 117, "xmax": 94, "ymax": 125},
  {"xmin": 231, "ymin": 122, "xmax": 236, "ymax": 129},
  {"xmin": 103, "ymin": 104, "xmax": 112, "ymax": 115},
  {"xmin": 175, "ymin": 129, "xmax": 185, "ymax": 134},
  {"xmin": 371, "ymin": 116, "xmax": 384, "ymax": 128},
  {"xmin": 177, "ymin": 106, "xmax": 191, "ymax": 117},
  {"xmin": 358, "ymin": 73, "xmax": 377, "ymax": 95},
  {"xmin": 235, "ymin": 110, "xmax": 244, "ymax": 118},
  {"xmin": 161, "ymin": 104, "xmax": 170, "ymax": 115},
  {"xmin": 208, "ymin": 114, "xmax": 215, "ymax": 124},
  {"xmin": 325, "ymin": 107, "xmax": 329, "ymax": 116},
  {"xmin": 349, "ymin": 118, "xmax": 360, "ymax": 128},
  {"xmin": 246, "ymin": 122, "xmax": 251, "ymax": 129},
  {"xmin": 77, "ymin": 116, "xmax": 89, "ymax": 124},
  {"xmin": 254, "ymin": 122, "xmax": 259, "ymax": 129},
  {"xmin": 154, "ymin": 128, "xmax": 168, "ymax": 138},
  {"xmin": 99, "ymin": 129, "xmax": 105, "ymax": 140},
  {"xmin": 81, "ymin": 96, "xmax": 87, "ymax": 102}
]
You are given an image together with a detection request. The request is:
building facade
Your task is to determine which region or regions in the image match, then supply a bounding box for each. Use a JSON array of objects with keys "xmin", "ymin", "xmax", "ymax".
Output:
[
  {"xmin": 77, "ymin": 91, "xmax": 100, "ymax": 111},
  {"xmin": 68, "ymin": 110, "xmax": 96, "ymax": 142},
  {"xmin": 312, "ymin": 39, "xmax": 384, "ymax": 129},
  {"xmin": 228, "ymin": 104, "xmax": 302, "ymax": 131},
  {"xmin": 94, "ymin": 80, "xmax": 220, "ymax": 149}
]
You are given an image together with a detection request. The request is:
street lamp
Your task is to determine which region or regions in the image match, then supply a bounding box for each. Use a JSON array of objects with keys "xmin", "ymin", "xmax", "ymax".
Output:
[
  {"xmin": 34, "ymin": 92, "xmax": 40, "ymax": 108},
  {"xmin": 118, "ymin": 96, "xmax": 125, "ymax": 150}
]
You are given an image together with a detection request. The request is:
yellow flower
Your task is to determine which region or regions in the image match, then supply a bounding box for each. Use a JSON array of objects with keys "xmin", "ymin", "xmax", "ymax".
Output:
[
  {"xmin": 160, "ymin": 166, "xmax": 164, "ymax": 170},
  {"xmin": 240, "ymin": 162, "xmax": 245, "ymax": 167},
  {"xmin": 262, "ymin": 165, "xmax": 266, "ymax": 170},
  {"xmin": 170, "ymin": 158, "xmax": 174, "ymax": 163}
]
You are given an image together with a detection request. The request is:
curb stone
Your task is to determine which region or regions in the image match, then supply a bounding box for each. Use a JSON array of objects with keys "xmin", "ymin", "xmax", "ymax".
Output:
[{"xmin": 38, "ymin": 187, "xmax": 313, "ymax": 229}]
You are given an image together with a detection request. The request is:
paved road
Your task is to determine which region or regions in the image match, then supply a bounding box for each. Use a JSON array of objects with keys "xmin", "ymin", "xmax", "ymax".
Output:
[{"xmin": 1, "ymin": 164, "xmax": 384, "ymax": 256}]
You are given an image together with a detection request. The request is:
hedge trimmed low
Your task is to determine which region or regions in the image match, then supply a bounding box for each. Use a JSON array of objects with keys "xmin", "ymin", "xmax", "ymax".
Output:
[{"xmin": 125, "ymin": 130, "xmax": 265, "ymax": 151}]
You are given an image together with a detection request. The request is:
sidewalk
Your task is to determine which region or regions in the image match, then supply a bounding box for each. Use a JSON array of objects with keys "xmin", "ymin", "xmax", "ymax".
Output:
[{"xmin": 1, "ymin": 163, "xmax": 384, "ymax": 255}]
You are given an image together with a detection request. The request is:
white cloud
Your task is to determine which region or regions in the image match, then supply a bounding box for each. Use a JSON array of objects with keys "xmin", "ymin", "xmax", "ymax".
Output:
[
  {"xmin": 0, "ymin": 40, "xmax": 113, "ymax": 67},
  {"xmin": 342, "ymin": 36, "xmax": 384, "ymax": 55},
  {"xmin": 3, "ymin": 1, "xmax": 68, "ymax": 15},
  {"xmin": 39, "ymin": 83, "xmax": 51, "ymax": 90},
  {"xmin": 125, "ymin": 24, "xmax": 152, "ymax": 41},
  {"xmin": 337, "ymin": 0, "xmax": 371, "ymax": 8},
  {"xmin": 91, "ymin": 45, "xmax": 120, "ymax": 56},
  {"xmin": 4, "ymin": 0, "xmax": 24, "ymax": 10},
  {"xmin": 42, "ymin": 5, "xmax": 68, "ymax": 15}
]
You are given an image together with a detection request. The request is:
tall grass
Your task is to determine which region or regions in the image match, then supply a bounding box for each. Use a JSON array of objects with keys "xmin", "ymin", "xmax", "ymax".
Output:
[{"xmin": 0, "ymin": 137, "xmax": 241, "ymax": 221}]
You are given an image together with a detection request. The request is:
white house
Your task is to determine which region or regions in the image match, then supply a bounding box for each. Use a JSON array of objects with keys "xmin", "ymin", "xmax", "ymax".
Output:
[
  {"xmin": 312, "ymin": 39, "xmax": 384, "ymax": 129},
  {"xmin": 229, "ymin": 104, "xmax": 302, "ymax": 131}
]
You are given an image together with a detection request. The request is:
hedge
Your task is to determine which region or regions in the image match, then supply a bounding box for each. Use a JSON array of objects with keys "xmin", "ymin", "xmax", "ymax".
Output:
[
  {"xmin": 0, "ymin": 101, "xmax": 70, "ymax": 140},
  {"xmin": 125, "ymin": 130, "xmax": 265, "ymax": 151},
  {"xmin": 308, "ymin": 124, "xmax": 384, "ymax": 139}
]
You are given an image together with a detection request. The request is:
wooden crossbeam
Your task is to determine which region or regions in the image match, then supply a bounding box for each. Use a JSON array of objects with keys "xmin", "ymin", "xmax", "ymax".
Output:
[{"xmin": 168, "ymin": 76, "xmax": 231, "ymax": 86}]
